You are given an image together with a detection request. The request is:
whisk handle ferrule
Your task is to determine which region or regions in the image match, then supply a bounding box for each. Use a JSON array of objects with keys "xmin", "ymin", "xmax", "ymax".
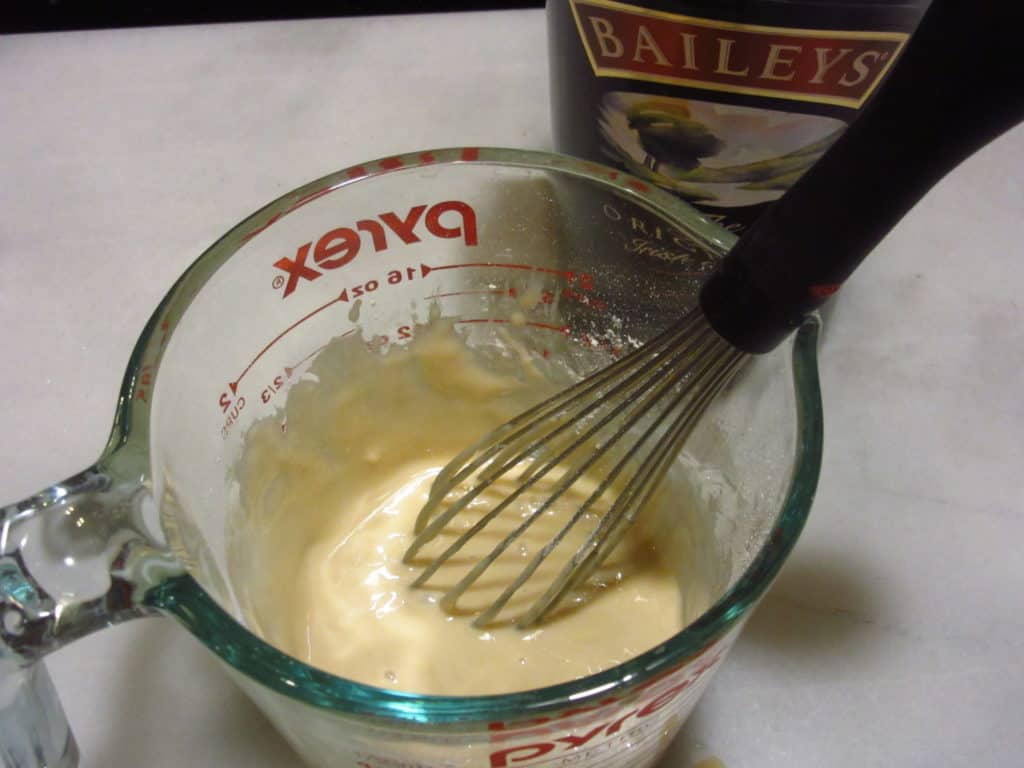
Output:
[{"xmin": 700, "ymin": 0, "xmax": 1024, "ymax": 354}]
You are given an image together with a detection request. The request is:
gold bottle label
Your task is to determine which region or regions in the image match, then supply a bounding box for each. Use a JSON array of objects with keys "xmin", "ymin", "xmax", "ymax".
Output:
[{"xmin": 570, "ymin": 0, "xmax": 908, "ymax": 109}]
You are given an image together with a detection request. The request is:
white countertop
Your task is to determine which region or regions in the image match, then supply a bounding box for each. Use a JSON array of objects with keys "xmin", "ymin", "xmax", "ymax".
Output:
[{"xmin": 2, "ymin": 9, "xmax": 1021, "ymax": 768}]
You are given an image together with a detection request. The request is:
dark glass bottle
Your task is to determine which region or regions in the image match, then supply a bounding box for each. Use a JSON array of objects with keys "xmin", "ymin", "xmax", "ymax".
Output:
[{"xmin": 548, "ymin": 0, "xmax": 931, "ymax": 237}]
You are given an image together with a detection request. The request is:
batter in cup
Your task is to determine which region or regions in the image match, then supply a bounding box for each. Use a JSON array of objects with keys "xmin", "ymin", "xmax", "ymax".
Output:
[{"xmin": 229, "ymin": 320, "xmax": 714, "ymax": 695}]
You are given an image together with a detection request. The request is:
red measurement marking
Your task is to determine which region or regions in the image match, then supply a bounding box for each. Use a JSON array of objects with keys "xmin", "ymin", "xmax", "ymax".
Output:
[
  {"xmin": 135, "ymin": 362, "xmax": 155, "ymax": 403},
  {"xmin": 284, "ymin": 328, "xmax": 357, "ymax": 375},
  {"xmin": 456, "ymin": 318, "xmax": 570, "ymax": 335},
  {"xmin": 582, "ymin": 161, "xmax": 614, "ymax": 179},
  {"xmin": 577, "ymin": 161, "xmax": 625, "ymax": 185},
  {"xmin": 146, "ymin": 317, "xmax": 173, "ymax": 357},
  {"xmin": 240, "ymin": 187, "xmax": 336, "ymax": 243},
  {"xmin": 420, "ymin": 151, "xmax": 437, "ymax": 164},
  {"xmin": 380, "ymin": 157, "xmax": 404, "ymax": 170},
  {"xmin": 809, "ymin": 283, "xmax": 840, "ymax": 298},
  {"xmin": 347, "ymin": 165, "xmax": 368, "ymax": 179},
  {"xmin": 628, "ymin": 180, "xmax": 651, "ymax": 193},
  {"xmin": 461, "ymin": 147, "xmax": 480, "ymax": 161},
  {"xmin": 286, "ymin": 346, "xmax": 321, "ymax": 377},
  {"xmin": 286, "ymin": 186, "xmax": 334, "ymax": 213},
  {"xmin": 241, "ymin": 212, "xmax": 282, "ymax": 243},
  {"xmin": 577, "ymin": 334, "xmax": 624, "ymax": 356},
  {"xmin": 228, "ymin": 294, "xmax": 345, "ymax": 394},
  {"xmin": 432, "ymin": 289, "xmax": 510, "ymax": 299}
]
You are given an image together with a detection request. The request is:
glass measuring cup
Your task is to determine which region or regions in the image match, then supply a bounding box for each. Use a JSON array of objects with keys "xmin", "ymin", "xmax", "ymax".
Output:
[{"xmin": 0, "ymin": 148, "xmax": 822, "ymax": 768}]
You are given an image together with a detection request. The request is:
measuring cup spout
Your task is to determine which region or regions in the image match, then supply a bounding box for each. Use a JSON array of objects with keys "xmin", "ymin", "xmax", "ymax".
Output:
[{"xmin": 1, "ymin": 452, "xmax": 181, "ymax": 768}]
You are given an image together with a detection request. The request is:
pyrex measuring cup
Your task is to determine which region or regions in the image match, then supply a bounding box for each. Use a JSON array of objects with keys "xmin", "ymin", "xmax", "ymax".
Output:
[{"xmin": 1, "ymin": 148, "xmax": 822, "ymax": 768}]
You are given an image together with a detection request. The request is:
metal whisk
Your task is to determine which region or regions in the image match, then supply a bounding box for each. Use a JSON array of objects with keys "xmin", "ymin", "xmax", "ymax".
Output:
[
  {"xmin": 403, "ymin": 0, "xmax": 1023, "ymax": 627},
  {"xmin": 404, "ymin": 309, "xmax": 746, "ymax": 627}
]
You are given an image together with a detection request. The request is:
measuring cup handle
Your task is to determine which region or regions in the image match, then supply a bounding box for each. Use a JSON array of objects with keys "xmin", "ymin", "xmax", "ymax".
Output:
[{"xmin": 1, "ymin": 461, "xmax": 179, "ymax": 768}]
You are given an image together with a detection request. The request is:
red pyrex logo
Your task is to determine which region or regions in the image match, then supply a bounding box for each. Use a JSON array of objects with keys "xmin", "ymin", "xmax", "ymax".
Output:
[
  {"xmin": 487, "ymin": 648, "xmax": 723, "ymax": 768},
  {"xmin": 570, "ymin": 0, "xmax": 908, "ymax": 108},
  {"xmin": 272, "ymin": 200, "xmax": 478, "ymax": 297}
]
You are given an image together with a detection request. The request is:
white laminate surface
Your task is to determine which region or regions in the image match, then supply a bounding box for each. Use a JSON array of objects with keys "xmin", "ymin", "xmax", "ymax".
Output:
[{"xmin": 1, "ymin": 10, "xmax": 1021, "ymax": 767}]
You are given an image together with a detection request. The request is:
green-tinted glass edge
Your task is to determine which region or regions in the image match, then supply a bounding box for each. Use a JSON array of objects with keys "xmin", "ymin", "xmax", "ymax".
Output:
[{"xmin": 95, "ymin": 147, "xmax": 823, "ymax": 725}]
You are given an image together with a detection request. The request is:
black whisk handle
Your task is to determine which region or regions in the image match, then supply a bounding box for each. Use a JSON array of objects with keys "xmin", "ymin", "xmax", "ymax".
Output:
[{"xmin": 700, "ymin": 0, "xmax": 1024, "ymax": 354}]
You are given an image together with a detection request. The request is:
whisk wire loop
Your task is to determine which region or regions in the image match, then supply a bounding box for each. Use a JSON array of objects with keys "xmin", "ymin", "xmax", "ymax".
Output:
[
  {"xmin": 517, "ymin": 348, "xmax": 747, "ymax": 627},
  {"xmin": 411, "ymin": 313, "xmax": 704, "ymax": 534},
  {"xmin": 403, "ymin": 310, "xmax": 748, "ymax": 626},
  {"xmin": 473, "ymin": 340, "xmax": 744, "ymax": 627},
  {"xmin": 436, "ymin": 328, "xmax": 724, "ymax": 615},
  {"xmin": 406, "ymin": 321, "xmax": 715, "ymax": 583}
]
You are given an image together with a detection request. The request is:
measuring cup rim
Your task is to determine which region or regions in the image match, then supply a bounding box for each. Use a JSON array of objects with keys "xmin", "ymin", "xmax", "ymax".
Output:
[{"xmin": 123, "ymin": 147, "xmax": 822, "ymax": 724}]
